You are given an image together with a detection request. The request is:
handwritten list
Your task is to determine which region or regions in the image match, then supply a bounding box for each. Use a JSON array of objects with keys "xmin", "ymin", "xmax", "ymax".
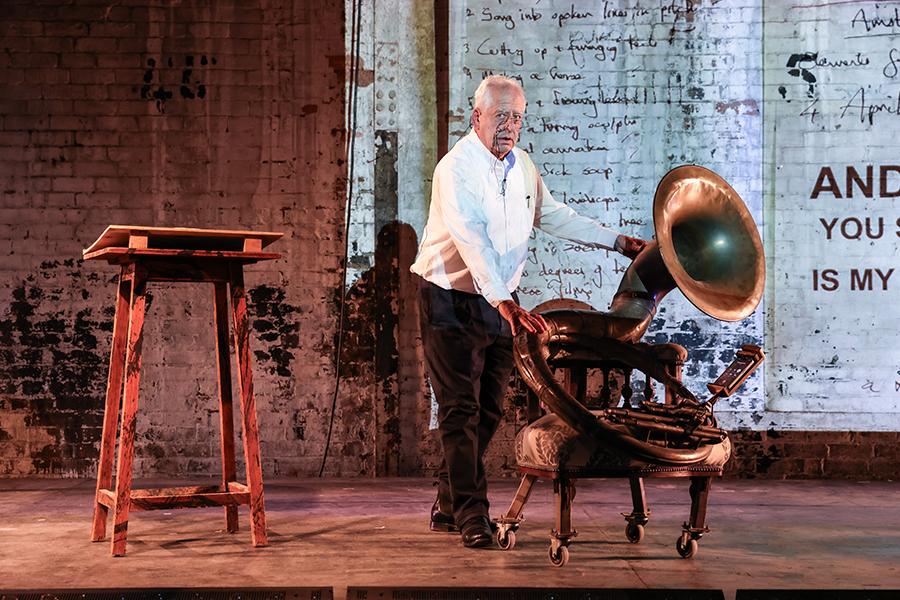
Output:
[
  {"xmin": 446, "ymin": 0, "xmax": 900, "ymax": 429},
  {"xmin": 447, "ymin": 0, "xmax": 765, "ymax": 429},
  {"xmin": 449, "ymin": 0, "xmax": 762, "ymax": 311}
]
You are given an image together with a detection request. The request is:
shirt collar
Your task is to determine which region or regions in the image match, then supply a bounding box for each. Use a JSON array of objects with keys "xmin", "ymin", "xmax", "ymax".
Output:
[
  {"xmin": 464, "ymin": 130, "xmax": 518, "ymax": 172},
  {"xmin": 503, "ymin": 149, "xmax": 516, "ymax": 175}
]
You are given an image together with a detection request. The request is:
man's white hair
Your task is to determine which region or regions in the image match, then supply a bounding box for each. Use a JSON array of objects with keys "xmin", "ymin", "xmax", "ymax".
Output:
[{"xmin": 473, "ymin": 75, "xmax": 524, "ymax": 111}]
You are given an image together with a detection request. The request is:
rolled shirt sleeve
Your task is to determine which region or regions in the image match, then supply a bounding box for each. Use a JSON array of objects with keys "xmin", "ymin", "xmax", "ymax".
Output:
[{"xmin": 533, "ymin": 176, "xmax": 620, "ymax": 251}]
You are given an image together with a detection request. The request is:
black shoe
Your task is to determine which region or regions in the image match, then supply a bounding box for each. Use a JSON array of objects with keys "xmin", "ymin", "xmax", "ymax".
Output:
[
  {"xmin": 430, "ymin": 499, "xmax": 459, "ymax": 533},
  {"xmin": 460, "ymin": 516, "xmax": 494, "ymax": 548}
]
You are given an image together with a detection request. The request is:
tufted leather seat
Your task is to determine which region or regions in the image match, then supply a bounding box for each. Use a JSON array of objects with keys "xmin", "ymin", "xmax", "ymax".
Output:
[{"xmin": 516, "ymin": 411, "xmax": 731, "ymax": 477}]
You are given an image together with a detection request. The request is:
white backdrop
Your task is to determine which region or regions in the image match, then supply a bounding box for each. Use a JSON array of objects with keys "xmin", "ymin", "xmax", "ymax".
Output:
[{"xmin": 447, "ymin": 0, "xmax": 899, "ymax": 430}]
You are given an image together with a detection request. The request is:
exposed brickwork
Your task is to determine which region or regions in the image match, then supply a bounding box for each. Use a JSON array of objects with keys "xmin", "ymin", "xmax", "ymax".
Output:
[
  {"xmin": 1, "ymin": 1, "xmax": 897, "ymax": 481},
  {"xmin": 0, "ymin": 0, "xmax": 354, "ymax": 477},
  {"xmin": 726, "ymin": 430, "xmax": 900, "ymax": 480}
]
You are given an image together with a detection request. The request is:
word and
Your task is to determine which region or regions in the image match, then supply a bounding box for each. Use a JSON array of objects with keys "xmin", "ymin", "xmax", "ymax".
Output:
[{"xmin": 810, "ymin": 165, "xmax": 900, "ymax": 198}]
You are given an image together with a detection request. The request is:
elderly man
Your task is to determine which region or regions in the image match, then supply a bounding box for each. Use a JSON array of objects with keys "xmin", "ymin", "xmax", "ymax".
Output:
[{"xmin": 411, "ymin": 75, "xmax": 646, "ymax": 548}]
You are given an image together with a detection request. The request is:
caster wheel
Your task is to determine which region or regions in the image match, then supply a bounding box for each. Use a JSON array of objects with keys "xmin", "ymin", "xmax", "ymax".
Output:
[
  {"xmin": 676, "ymin": 534, "xmax": 698, "ymax": 559},
  {"xmin": 625, "ymin": 522, "xmax": 644, "ymax": 544},
  {"xmin": 497, "ymin": 529, "xmax": 516, "ymax": 551},
  {"xmin": 548, "ymin": 544, "xmax": 569, "ymax": 567}
]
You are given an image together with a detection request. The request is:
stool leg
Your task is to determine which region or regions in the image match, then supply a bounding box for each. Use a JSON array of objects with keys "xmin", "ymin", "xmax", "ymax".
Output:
[
  {"xmin": 229, "ymin": 266, "xmax": 268, "ymax": 547},
  {"xmin": 688, "ymin": 475, "xmax": 711, "ymax": 533},
  {"xmin": 553, "ymin": 477, "xmax": 577, "ymax": 542},
  {"xmin": 550, "ymin": 476, "xmax": 576, "ymax": 566},
  {"xmin": 111, "ymin": 271, "xmax": 148, "ymax": 557},
  {"xmin": 91, "ymin": 270, "xmax": 131, "ymax": 542},
  {"xmin": 627, "ymin": 475, "xmax": 651, "ymax": 525},
  {"xmin": 501, "ymin": 473, "xmax": 537, "ymax": 522},
  {"xmin": 213, "ymin": 281, "xmax": 239, "ymax": 533}
]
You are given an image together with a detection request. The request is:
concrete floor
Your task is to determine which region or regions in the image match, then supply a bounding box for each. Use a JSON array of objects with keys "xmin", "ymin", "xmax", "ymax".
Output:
[{"xmin": 0, "ymin": 478, "xmax": 898, "ymax": 599}]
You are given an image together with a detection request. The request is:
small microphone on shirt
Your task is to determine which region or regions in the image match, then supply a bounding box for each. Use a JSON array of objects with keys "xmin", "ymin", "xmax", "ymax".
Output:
[{"xmin": 501, "ymin": 177, "xmax": 507, "ymax": 196}]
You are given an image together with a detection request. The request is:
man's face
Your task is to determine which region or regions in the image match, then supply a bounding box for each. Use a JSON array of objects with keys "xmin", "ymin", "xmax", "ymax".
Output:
[{"xmin": 472, "ymin": 86, "xmax": 526, "ymax": 159}]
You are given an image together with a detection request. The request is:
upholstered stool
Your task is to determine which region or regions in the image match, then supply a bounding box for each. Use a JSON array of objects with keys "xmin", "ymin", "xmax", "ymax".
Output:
[{"xmin": 495, "ymin": 340, "xmax": 731, "ymax": 566}]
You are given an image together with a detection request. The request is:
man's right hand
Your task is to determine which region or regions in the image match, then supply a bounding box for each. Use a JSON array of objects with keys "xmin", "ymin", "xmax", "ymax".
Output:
[
  {"xmin": 497, "ymin": 300, "xmax": 548, "ymax": 336},
  {"xmin": 615, "ymin": 235, "xmax": 648, "ymax": 260}
]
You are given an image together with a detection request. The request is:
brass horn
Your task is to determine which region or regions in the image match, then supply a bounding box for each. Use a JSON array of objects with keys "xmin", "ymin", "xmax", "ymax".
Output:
[
  {"xmin": 654, "ymin": 165, "xmax": 765, "ymax": 322},
  {"xmin": 513, "ymin": 165, "xmax": 765, "ymax": 464}
]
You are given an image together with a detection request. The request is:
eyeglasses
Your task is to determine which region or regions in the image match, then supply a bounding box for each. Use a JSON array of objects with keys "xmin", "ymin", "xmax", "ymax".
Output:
[{"xmin": 495, "ymin": 111, "xmax": 524, "ymax": 125}]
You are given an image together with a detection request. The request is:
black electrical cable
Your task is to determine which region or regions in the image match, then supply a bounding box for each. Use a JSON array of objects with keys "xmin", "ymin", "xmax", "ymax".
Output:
[{"xmin": 319, "ymin": 0, "xmax": 363, "ymax": 477}]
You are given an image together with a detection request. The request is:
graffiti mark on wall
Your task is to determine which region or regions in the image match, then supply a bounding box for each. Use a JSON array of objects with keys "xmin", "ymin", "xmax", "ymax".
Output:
[{"xmin": 140, "ymin": 55, "xmax": 217, "ymax": 113}]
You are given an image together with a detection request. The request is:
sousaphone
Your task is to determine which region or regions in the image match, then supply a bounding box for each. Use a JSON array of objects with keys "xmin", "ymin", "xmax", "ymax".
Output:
[{"xmin": 513, "ymin": 165, "xmax": 765, "ymax": 464}]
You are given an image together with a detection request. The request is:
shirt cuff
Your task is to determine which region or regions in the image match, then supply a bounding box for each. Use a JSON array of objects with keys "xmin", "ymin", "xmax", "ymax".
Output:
[{"xmin": 481, "ymin": 286, "xmax": 513, "ymax": 308}]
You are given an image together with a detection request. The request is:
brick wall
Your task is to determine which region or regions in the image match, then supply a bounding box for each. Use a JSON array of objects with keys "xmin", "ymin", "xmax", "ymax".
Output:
[
  {"xmin": 0, "ymin": 0, "xmax": 360, "ymax": 477},
  {"xmin": 450, "ymin": 0, "xmax": 767, "ymax": 480},
  {"xmin": 0, "ymin": 1, "xmax": 896, "ymax": 481},
  {"xmin": 727, "ymin": 431, "xmax": 900, "ymax": 480},
  {"xmin": 763, "ymin": 3, "xmax": 899, "ymax": 430}
]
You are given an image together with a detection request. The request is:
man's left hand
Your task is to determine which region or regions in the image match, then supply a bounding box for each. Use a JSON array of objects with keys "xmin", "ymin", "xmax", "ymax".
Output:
[{"xmin": 615, "ymin": 235, "xmax": 648, "ymax": 260}]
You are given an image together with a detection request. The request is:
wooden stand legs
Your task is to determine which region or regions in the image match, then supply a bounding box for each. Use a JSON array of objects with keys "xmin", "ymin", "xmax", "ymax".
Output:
[
  {"xmin": 110, "ymin": 269, "xmax": 148, "ymax": 556},
  {"xmin": 91, "ymin": 263, "xmax": 268, "ymax": 556},
  {"xmin": 91, "ymin": 270, "xmax": 132, "ymax": 544},
  {"xmin": 228, "ymin": 266, "xmax": 268, "ymax": 546},
  {"xmin": 213, "ymin": 281, "xmax": 239, "ymax": 534},
  {"xmin": 89, "ymin": 266, "xmax": 147, "ymax": 556}
]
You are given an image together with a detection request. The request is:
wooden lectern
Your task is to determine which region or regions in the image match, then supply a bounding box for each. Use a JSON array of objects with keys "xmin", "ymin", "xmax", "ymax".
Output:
[{"xmin": 83, "ymin": 225, "xmax": 282, "ymax": 556}]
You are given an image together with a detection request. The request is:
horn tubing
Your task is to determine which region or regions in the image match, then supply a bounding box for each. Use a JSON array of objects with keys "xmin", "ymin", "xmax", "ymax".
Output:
[
  {"xmin": 541, "ymin": 330, "xmax": 699, "ymax": 403},
  {"xmin": 514, "ymin": 330, "xmax": 713, "ymax": 465},
  {"xmin": 603, "ymin": 408, "xmax": 726, "ymax": 442},
  {"xmin": 513, "ymin": 165, "xmax": 765, "ymax": 466}
]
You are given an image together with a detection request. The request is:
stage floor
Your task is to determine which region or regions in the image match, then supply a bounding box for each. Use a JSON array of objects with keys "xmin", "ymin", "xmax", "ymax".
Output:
[{"xmin": 1, "ymin": 478, "xmax": 898, "ymax": 598}]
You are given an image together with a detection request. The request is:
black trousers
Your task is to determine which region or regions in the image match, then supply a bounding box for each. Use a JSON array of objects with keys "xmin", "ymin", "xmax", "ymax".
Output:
[{"xmin": 418, "ymin": 277, "xmax": 516, "ymax": 526}]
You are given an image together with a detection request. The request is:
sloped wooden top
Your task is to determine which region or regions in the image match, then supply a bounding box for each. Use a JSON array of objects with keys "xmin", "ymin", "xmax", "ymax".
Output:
[{"xmin": 83, "ymin": 225, "xmax": 283, "ymax": 259}]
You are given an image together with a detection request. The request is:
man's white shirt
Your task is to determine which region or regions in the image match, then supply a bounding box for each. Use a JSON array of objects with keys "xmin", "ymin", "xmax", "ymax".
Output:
[{"xmin": 410, "ymin": 130, "xmax": 620, "ymax": 307}]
